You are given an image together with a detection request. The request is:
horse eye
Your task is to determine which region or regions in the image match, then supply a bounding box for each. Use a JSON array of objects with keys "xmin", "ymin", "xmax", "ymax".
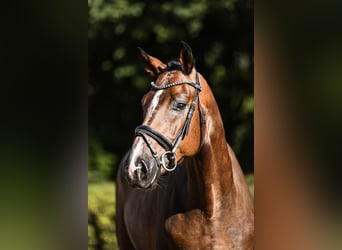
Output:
[{"xmin": 174, "ymin": 102, "xmax": 187, "ymax": 111}]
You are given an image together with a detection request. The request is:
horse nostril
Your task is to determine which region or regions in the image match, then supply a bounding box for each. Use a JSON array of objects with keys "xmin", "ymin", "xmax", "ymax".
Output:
[
  {"xmin": 140, "ymin": 159, "xmax": 148, "ymax": 179},
  {"xmin": 134, "ymin": 159, "xmax": 148, "ymax": 182}
]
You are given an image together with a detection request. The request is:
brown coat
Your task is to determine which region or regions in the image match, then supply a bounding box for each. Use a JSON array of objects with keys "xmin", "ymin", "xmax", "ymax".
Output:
[{"xmin": 116, "ymin": 43, "xmax": 254, "ymax": 249}]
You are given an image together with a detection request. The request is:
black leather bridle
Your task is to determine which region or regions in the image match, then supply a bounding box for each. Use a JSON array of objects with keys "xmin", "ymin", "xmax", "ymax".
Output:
[{"xmin": 135, "ymin": 72, "xmax": 205, "ymax": 172}]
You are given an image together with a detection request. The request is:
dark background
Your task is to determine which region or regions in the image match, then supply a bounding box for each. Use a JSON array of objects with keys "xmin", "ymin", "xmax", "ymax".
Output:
[{"xmin": 88, "ymin": 0, "xmax": 254, "ymax": 181}]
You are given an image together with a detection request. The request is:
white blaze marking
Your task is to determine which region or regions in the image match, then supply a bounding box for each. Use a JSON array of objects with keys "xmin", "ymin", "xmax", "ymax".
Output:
[
  {"xmin": 146, "ymin": 90, "xmax": 163, "ymax": 122},
  {"xmin": 128, "ymin": 90, "xmax": 163, "ymax": 177}
]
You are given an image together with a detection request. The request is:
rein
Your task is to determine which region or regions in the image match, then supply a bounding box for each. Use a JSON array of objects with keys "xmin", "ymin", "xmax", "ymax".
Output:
[{"xmin": 135, "ymin": 72, "xmax": 204, "ymax": 172}]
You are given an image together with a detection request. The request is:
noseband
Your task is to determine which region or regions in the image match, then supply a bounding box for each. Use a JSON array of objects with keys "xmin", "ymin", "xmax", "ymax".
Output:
[{"xmin": 135, "ymin": 72, "xmax": 204, "ymax": 172}]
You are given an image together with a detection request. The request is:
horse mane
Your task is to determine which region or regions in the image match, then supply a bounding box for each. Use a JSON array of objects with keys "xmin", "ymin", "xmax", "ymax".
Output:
[{"xmin": 160, "ymin": 59, "xmax": 196, "ymax": 74}]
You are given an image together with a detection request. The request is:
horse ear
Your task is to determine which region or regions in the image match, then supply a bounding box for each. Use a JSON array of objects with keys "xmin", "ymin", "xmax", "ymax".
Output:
[
  {"xmin": 179, "ymin": 41, "xmax": 194, "ymax": 74},
  {"xmin": 137, "ymin": 47, "xmax": 167, "ymax": 76}
]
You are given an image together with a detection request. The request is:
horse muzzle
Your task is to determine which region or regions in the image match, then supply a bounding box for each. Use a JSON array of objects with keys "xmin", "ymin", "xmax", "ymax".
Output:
[{"xmin": 124, "ymin": 153, "xmax": 160, "ymax": 189}]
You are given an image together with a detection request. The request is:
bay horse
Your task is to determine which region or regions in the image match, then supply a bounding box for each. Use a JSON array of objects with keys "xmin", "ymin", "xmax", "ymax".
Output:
[{"xmin": 116, "ymin": 42, "xmax": 254, "ymax": 249}]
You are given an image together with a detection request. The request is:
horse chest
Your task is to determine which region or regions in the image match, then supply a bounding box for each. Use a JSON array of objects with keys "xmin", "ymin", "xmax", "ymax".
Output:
[{"xmin": 164, "ymin": 209, "xmax": 232, "ymax": 250}]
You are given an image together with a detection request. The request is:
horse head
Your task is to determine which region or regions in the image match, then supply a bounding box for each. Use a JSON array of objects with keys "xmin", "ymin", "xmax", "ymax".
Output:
[{"xmin": 124, "ymin": 42, "xmax": 206, "ymax": 189}]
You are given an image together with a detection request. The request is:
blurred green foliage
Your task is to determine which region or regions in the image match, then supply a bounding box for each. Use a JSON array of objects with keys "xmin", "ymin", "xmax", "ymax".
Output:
[
  {"xmin": 89, "ymin": 132, "xmax": 117, "ymax": 182},
  {"xmin": 88, "ymin": 0, "xmax": 253, "ymax": 179},
  {"xmin": 245, "ymin": 173, "xmax": 254, "ymax": 199},
  {"xmin": 88, "ymin": 182, "xmax": 118, "ymax": 250}
]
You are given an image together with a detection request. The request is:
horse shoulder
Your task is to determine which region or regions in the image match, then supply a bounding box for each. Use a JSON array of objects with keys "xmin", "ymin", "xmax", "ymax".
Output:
[
  {"xmin": 164, "ymin": 209, "xmax": 241, "ymax": 249},
  {"xmin": 164, "ymin": 209, "xmax": 212, "ymax": 249}
]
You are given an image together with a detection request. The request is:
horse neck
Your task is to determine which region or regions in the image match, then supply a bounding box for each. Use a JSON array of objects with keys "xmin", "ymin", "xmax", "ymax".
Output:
[{"xmin": 187, "ymin": 81, "xmax": 235, "ymax": 218}]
